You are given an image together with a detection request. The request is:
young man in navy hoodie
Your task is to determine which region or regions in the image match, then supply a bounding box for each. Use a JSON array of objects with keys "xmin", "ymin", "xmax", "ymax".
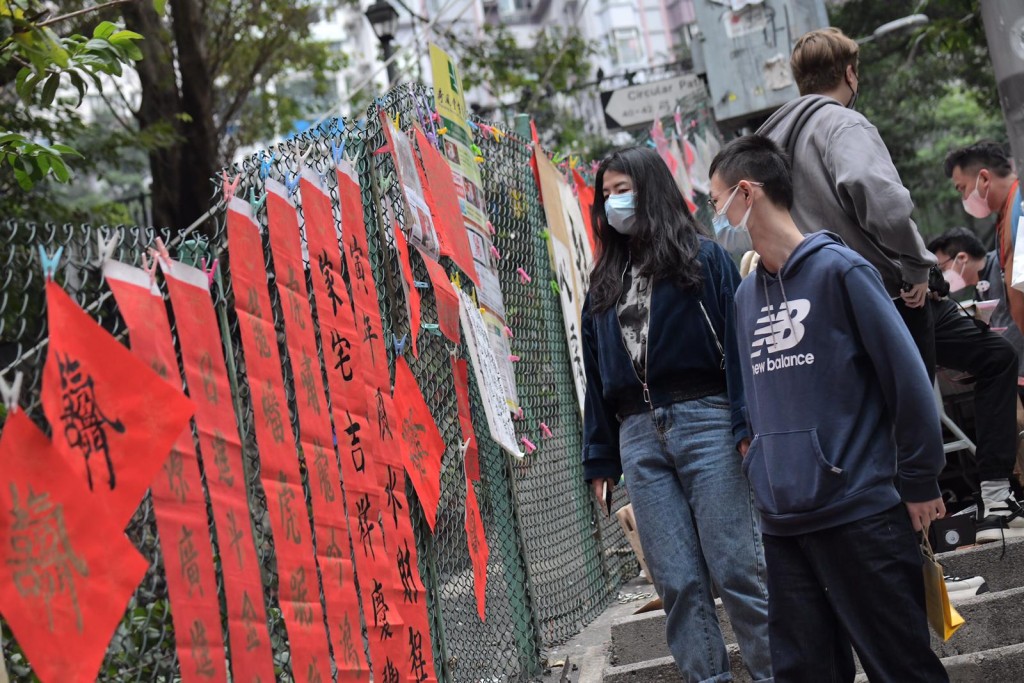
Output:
[{"xmin": 710, "ymin": 135, "xmax": 949, "ymax": 682}]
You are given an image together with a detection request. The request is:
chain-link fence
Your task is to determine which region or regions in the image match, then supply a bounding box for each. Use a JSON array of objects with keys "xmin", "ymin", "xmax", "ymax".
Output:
[{"xmin": 0, "ymin": 82, "xmax": 635, "ymax": 683}]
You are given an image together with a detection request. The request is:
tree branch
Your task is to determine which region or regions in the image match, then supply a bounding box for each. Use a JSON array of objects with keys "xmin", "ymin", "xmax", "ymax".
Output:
[
  {"xmin": 214, "ymin": 33, "xmax": 286, "ymax": 139},
  {"xmin": 39, "ymin": 0, "xmax": 138, "ymax": 27}
]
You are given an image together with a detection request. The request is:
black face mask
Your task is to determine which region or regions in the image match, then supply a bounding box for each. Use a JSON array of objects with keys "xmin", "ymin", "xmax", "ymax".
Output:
[{"xmin": 846, "ymin": 77, "xmax": 859, "ymax": 110}]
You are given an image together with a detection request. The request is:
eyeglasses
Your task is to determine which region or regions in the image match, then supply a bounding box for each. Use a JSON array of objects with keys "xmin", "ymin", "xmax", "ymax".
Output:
[{"xmin": 706, "ymin": 181, "xmax": 763, "ymax": 212}]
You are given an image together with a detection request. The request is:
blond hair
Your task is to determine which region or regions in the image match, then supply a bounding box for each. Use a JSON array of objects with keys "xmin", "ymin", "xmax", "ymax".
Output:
[{"xmin": 790, "ymin": 28, "xmax": 859, "ymax": 96}]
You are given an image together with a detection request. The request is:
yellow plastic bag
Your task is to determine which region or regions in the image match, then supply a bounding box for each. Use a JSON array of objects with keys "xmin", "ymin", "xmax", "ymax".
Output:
[{"xmin": 921, "ymin": 535, "xmax": 965, "ymax": 641}]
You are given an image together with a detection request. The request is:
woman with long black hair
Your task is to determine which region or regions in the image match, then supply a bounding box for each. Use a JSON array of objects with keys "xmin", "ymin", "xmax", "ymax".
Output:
[{"xmin": 582, "ymin": 147, "xmax": 772, "ymax": 682}]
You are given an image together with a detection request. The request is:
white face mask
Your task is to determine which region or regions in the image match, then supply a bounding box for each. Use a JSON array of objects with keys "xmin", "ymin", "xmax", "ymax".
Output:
[
  {"xmin": 605, "ymin": 192, "xmax": 638, "ymax": 235},
  {"xmin": 712, "ymin": 184, "xmax": 753, "ymax": 254},
  {"xmin": 963, "ymin": 174, "xmax": 991, "ymax": 219}
]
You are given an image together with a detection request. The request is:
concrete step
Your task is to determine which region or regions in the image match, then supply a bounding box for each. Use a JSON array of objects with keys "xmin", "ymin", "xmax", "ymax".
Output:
[
  {"xmin": 932, "ymin": 586, "xmax": 1024, "ymax": 658},
  {"xmin": 610, "ymin": 600, "xmax": 733, "ymax": 666},
  {"xmin": 853, "ymin": 642, "xmax": 1024, "ymax": 682},
  {"xmin": 938, "ymin": 536, "xmax": 1024, "ymax": 592},
  {"xmin": 603, "ymin": 644, "xmax": 751, "ymax": 683}
]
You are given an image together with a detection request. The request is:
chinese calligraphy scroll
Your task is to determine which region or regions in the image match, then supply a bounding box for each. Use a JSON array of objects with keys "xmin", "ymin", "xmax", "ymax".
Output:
[
  {"xmin": 269, "ymin": 174, "xmax": 370, "ymax": 682},
  {"xmin": 163, "ymin": 258, "xmax": 277, "ymax": 683},
  {"xmin": 40, "ymin": 281, "xmax": 194, "ymax": 527},
  {"xmin": 0, "ymin": 411, "xmax": 147, "ymax": 683},
  {"xmin": 418, "ymin": 247, "xmax": 460, "ymax": 345},
  {"xmin": 451, "ymin": 357, "xmax": 480, "ymax": 483},
  {"xmin": 306, "ymin": 165, "xmax": 408, "ymax": 677},
  {"xmin": 464, "ymin": 478, "xmax": 489, "ymax": 620},
  {"xmin": 226, "ymin": 195, "xmax": 333, "ymax": 682},
  {"xmin": 391, "ymin": 357, "xmax": 443, "ymax": 531},
  {"xmin": 103, "ymin": 261, "xmax": 227, "ymax": 682}
]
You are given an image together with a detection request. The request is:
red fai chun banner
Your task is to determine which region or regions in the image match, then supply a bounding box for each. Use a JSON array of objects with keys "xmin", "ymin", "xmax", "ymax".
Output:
[
  {"xmin": 465, "ymin": 477, "xmax": 489, "ymax": 620},
  {"xmin": 40, "ymin": 281, "xmax": 193, "ymax": 527},
  {"xmin": 392, "ymin": 357, "xmax": 443, "ymax": 532},
  {"xmin": 392, "ymin": 220, "xmax": 421, "ymax": 358},
  {"xmin": 226, "ymin": 195, "xmax": 333, "ymax": 682},
  {"xmin": 103, "ymin": 261, "xmax": 227, "ymax": 682},
  {"xmin": 451, "ymin": 357, "xmax": 480, "ymax": 482},
  {"xmin": 301, "ymin": 168, "xmax": 408, "ymax": 680},
  {"xmin": 418, "ymin": 247, "xmax": 459, "ymax": 345},
  {"xmin": 414, "ymin": 127, "xmax": 479, "ymax": 285},
  {"xmin": 0, "ymin": 411, "xmax": 148, "ymax": 683},
  {"xmin": 573, "ymin": 168, "xmax": 597, "ymax": 255},
  {"xmin": 163, "ymin": 258, "xmax": 277, "ymax": 683},
  {"xmin": 337, "ymin": 162, "xmax": 439, "ymax": 682},
  {"xmin": 268, "ymin": 174, "xmax": 370, "ymax": 681}
]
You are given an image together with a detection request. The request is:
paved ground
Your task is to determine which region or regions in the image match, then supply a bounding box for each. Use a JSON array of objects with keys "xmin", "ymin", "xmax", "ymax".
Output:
[{"xmin": 536, "ymin": 576, "xmax": 657, "ymax": 683}]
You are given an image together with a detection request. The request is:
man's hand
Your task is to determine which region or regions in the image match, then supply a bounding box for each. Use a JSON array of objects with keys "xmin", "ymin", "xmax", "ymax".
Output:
[
  {"xmin": 900, "ymin": 281, "xmax": 929, "ymax": 308},
  {"xmin": 591, "ymin": 478, "xmax": 615, "ymax": 515},
  {"xmin": 738, "ymin": 438, "xmax": 751, "ymax": 458},
  {"xmin": 905, "ymin": 498, "xmax": 946, "ymax": 532}
]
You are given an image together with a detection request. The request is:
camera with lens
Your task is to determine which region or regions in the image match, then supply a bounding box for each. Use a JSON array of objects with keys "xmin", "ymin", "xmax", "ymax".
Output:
[{"xmin": 901, "ymin": 266, "xmax": 950, "ymax": 299}]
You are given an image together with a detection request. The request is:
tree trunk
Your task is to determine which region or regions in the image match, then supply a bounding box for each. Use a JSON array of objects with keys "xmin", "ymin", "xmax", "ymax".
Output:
[
  {"xmin": 121, "ymin": 0, "xmax": 182, "ymax": 231},
  {"xmin": 169, "ymin": 0, "xmax": 219, "ymax": 233}
]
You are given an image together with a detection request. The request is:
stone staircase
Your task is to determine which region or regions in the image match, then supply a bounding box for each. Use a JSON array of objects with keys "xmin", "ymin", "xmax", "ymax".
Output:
[{"xmin": 602, "ymin": 538, "xmax": 1024, "ymax": 682}]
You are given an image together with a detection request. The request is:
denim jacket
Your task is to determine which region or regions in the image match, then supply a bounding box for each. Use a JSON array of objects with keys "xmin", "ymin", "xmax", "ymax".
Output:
[{"xmin": 581, "ymin": 237, "xmax": 749, "ymax": 482}]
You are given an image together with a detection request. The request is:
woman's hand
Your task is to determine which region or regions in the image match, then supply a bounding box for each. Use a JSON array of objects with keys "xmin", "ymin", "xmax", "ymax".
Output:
[{"xmin": 738, "ymin": 438, "xmax": 751, "ymax": 458}]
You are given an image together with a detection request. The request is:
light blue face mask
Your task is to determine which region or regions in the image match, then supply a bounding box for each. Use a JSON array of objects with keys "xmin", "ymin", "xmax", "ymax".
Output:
[
  {"xmin": 712, "ymin": 184, "xmax": 754, "ymax": 255},
  {"xmin": 605, "ymin": 192, "xmax": 638, "ymax": 235}
]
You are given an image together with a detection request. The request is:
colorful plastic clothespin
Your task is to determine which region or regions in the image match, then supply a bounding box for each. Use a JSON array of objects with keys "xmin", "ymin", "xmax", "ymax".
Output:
[
  {"xmin": 96, "ymin": 231, "xmax": 120, "ymax": 267},
  {"xmin": 539, "ymin": 229, "xmax": 550, "ymax": 241},
  {"xmin": 513, "ymin": 406, "xmax": 525, "ymax": 420},
  {"xmin": 249, "ymin": 188, "xmax": 267, "ymax": 214},
  {"xmin": 356, "ymin": 117, "xmax": 367, "ymax": 132},
  {"xmin": 459, "ymin": 437, "xmax": 472, "ymax": 456},
  {"xmin": 259, "ymin": 152, "xmax": 275, "ymax": 180},
  {"xmin": 0, "ymin": 370, "xmax": 24, "ymax": 415},
  {"xmin": 508, "ymin": 354, "xmax": 520, "ymax": 363},
  {"xmin": 222, "ymin": 170, "xmax": 241, "ymax": 202},
  {"xmin": 516, "ymin": 267, "xmax": 531, "ymax": 284},
  {"xmin": 451, "ymin": 271, "xmax": 462, "ymax": 289},
  {"xmin": 394, "ymin": 334, "xmax": 408, "ymax": 355},
  {"xmin": 550, "ymin": 280, "xmax": 560, "ymax": 296},
  {"xmin": 200, "ymin": 257, "xmax": 218, "ymax": 287},
  {"xmin": 154, "ymin": 237, "xmax": 173, "ymax": 268},
  {"xmin": 540, "ymin": 422, "xmax": 553, "ymax": 438},
  {"xmin": 486, "ymin": 221, "xmax": 496, "ymax": 235},
  {"xmin": 285, "ymin": 172, "xmax": 300, "ymax": 196},
  {"xmin": 331, "ymin": 140, "xmax": 347, "ymax": 168},
  {"xmin": 521, "ymin": 436, "xmax": 537, "ymax": 453},
  {"xmin": 291, "ymin": 140, "xmax": 314, "ymax": 173},
  {"xmin": 374, "ymin": 97, "xmax": 385, "ymax": 108},
  {"xmin": 431, "ymin": 111, "xmax": 441, "ymax": 123},
  {"xmin": 392, "ymin": 111, "xmax": 401, "ymax": 130},
  {"xmin": 552, "ymin": 151, "xmax": 566, "ymax": 165},
  {"xmin": 437, "ymin": 126, "xmax": 448, "ymax": 136},
  {"xmin": 489, "ymin": 245, "xmax": 501, "ymax": 260},
  {"xmin": 426, "ymin": 130, "xmax": 438, "ymax": 147},
  {"xmin": 140, "ymin": 251, "xmax": 158, "ymax": 283},
  {"xmin": 38, "ymin": 245, "xmax": 63, "ymax": 280},
  {"xmin": 413, "ymin": 280, "xmax": 430, "ymax": 289},
  {"xmin": 503, "ymin": 325, "xmax": 514, "ymax": 339},
  {"xmin": 422, "ymin": 323, "xmax": 442, "ymax": 336}
]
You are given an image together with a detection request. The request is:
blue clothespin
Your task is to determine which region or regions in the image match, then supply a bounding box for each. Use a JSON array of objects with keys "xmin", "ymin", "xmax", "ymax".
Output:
[
  {"xmin": 260, "ymin": 152, "xmax": 275, "ymax": 180},
  {"xmin": 331, "ymin": 140, "xmax": 346, "ymax": 168},
  {"xmin": 249, "ymin": 187, "xmax": 267, "ymax": 214},
  {"xmin": 38, "ymin": 245, "xmax": 63, "ymax": 280},
  {"xmin": 393, "ymin": 333, "xmax": 408, "ymax": 355},
  {"xmin": 356, "ymin": 118, "xmax": 367, "ymax": 132},
  {"xmin": 375, "ymin": 97, "xmax": 385, "ymax": 109},
  {"xmin": 285, "ymin": 172, "xmax": 300, "ymax": 197},
  {"xmin": 646, "ymin": 140, "xmax": 656, "ymax": 148},
  {"xmin": 422, "ymin": 323, "xmax": 442, "ymax": 337},
  {"xmin": 413, "ymin": 280, "xmax": 429, "ymax": 289},
  {"xmin": 468, "ymin": 121, "xmax": 479, "ymax": 133}
]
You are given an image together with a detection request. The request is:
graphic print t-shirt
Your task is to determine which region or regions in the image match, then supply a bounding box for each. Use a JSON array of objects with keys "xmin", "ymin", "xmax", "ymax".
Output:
[{"xmin": 617, "ymin": 264, "xmax": 651, "ymax": 380}]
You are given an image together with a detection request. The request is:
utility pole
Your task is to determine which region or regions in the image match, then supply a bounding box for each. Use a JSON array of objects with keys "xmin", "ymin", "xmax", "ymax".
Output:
[{"xmin": 980, "ymin": 1, "xmax": 1024, "ymax": 175}]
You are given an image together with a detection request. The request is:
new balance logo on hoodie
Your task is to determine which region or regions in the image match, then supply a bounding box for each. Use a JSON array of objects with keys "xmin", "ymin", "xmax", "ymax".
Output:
[{"xmin": 751, "ymin": 299, "xmax": 815, "ymax": 374}]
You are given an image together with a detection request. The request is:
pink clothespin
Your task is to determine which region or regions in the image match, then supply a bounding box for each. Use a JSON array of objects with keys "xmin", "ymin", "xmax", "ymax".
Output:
[
  {"xmin": 516, "ymin": 267, "xmax": 531, "ymax": 284},
  {"xmin": 489, "ymin": 244, "xmax": 501, "ymax": 260},
  {"xmin": 513, "ymin": 406, "xmax": 525, "ymax": 420},
  {"xmin": 222, "ymin": 170, "xmax": 241, "ymax": 203},
  {"xmin": 521, "ymin": 436, "xmax": 537, "ymax": 453},
  {"xmin": 540, "ymin": 422, "xmax": 553, "ymax": 438},
  {"xmin": 504, "ymin": 325, "xmax": 514, "ymax": 339},
  {"xmin": 479, "ymin": 123, "xmax": 493, "ymax": 138},
  {"xmin": 140, "ymin": 251, "xmax": 158, "ymax": 284},
  {"xmin": 487, "ymin": 221, "xmax": 496, "ymax": 235},
  {"xmin": 152, "ymin": 237, "xmax": 172, "ymax": 268},
  {"xmin": 200, "ymin": 257, "xmax": 218, "ymax": 287},
  {"xmin": 509, "ymin": 354, "xmax": 520, "ymax": 363},
  {"xmin": 431, "ymin": 111, "xmax": 441, "ymax": 123}
]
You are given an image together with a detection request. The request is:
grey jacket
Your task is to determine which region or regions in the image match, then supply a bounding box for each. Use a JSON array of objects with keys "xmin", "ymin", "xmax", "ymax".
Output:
[{"xmin": 757, "ymin": 95, "xmax": 934, "ymax": 296}]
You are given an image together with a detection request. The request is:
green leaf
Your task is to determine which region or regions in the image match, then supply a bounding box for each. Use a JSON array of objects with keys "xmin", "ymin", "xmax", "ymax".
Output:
[
  {"xmin": 153, "ymin": 0, "xmax": 168, "ymax": 14},
  {"xmin": 94, "ymin": 21, "xmax": 118, "ymax": 40},
  {"xmin": 69, "ymin": 70, "xmax": 86, "ymax": 105},
  {"xmin": 40, "ymin": 72, "xmax": 60, "ymax": 106},
  {"xmin": 13, "ymin": 166, "xmax": 34, "ymax": 191},
  {"xmin": 41, "ymin": 27, "xmax": 69, "ymax": 68},
  {"xmin": 49, "ymin": 155, "xmax": 70, "ymax": 182},
  {"xmin": 110, "ymin": 30, "xmax": 144, "ymax": 43},
  {"xmin": 50, "ymin": 144, "xmax": 82, "ymax": 157}
]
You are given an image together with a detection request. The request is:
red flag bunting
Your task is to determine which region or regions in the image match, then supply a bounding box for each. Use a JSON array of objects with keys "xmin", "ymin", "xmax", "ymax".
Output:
[
  {"xmin": 226, "ymin": 193, "xmax": 333, "ymax": 682},
  {"xmin": 338, "ymin": 164, "xmax": 439, "ymax": 682},
  {"xmin": 418, "ymin": 249, "xmax": 460, "ymax": 344},
  {"xmin": 40, "ymin": 281, "xmax": 194, "ymax": 528},
  {"xmin": 303, "ymin": 170, "xmax": 408, "ymax": 678},
  {"xmin": 392, "ymin": 357, "xmax": 443, "ymax": 531},
  {"xmin": 104, "ymin": 262, "xmax": 228, "ymax": 682},
  {"xmin": 414, "ymin": 127, "xmax": 479, "ymax": 285},
  {"xmin": 452, "ymin": 357, "xmax": 480, "ymax": 483},
  {"xmin": 465, "ymin": 478, "xmax": 489, "ymax": 620},
  {"xmin": 163, "ymin": 258, "xmax": 277, "ymax": 683},
  {"xmin": 271, "ymin": 175, "xmax": 371, "ymax": 681},
  {"xmin": 0, "ymin": 411, "xmax": 148, "ymax": 683}
]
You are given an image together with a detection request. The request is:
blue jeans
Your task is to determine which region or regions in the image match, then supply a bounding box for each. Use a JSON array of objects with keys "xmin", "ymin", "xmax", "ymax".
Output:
[
  {"xmin": 763, "ymin": 505, "xmax": 949, "ymax": 683},
  {"xmin": 620, "ymin": 395, "xmax": 772, "ymax": 683}
]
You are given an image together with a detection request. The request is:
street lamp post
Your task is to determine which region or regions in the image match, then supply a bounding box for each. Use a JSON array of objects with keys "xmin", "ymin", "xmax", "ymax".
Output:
[
  {"xmin": 980, "ymin": 1, "xmax": 1024, "ymax": 178},
  {"xmin": 365, "ymin": 0, "xmax": 400, "ymax": 86}
]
